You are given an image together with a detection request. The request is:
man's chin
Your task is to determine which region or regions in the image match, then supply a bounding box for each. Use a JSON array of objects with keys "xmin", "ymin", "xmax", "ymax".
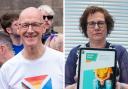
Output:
[
  {"xmin": 25, "ymin": 44, "xmax": 36, "ymax": 48},
  {"xmin": 14, "ymin": 34, "xmax": 20, "ymax": 38}
]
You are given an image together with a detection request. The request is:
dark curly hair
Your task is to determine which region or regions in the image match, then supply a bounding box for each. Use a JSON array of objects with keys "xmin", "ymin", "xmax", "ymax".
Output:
[
  {"xmin": 0, "ymin": 13, "xmax": 19, "ymax": 34},
  {"xmin": 80, "ymin": 6, "xmax": 114, "ymax": 37}
]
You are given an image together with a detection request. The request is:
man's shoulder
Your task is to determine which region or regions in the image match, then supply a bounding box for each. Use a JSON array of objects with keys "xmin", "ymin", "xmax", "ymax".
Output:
[
  {"xmin": 45, "ymin": 47, "xmax": 64, "ymax": 59},
  {"xmin": 1, "ymin": 52, "xmax": 22, "ymax": 69},
  {"xmin": 46, "ymin": 47, "xmax": 63, "ymax": 55},
  {"xmin": 44, "ymin": 47, "xmax": 65, "ymax": 68}
]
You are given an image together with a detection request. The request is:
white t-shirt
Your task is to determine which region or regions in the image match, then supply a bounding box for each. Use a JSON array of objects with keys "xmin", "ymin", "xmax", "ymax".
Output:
[{"xmin": 0, "ymin": 47, "xmax": 64, "ymax": 89}]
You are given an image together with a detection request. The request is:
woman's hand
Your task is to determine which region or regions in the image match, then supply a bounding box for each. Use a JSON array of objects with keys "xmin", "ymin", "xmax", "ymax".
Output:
[{"xmin": 116, "ymin": 82, "xmax": 128, "ymax": 89}]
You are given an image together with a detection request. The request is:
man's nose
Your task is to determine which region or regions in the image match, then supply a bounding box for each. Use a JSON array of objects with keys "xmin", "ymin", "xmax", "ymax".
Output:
[
  {"xmin": 27, "ymin": 25, "xmax": 34, "ymax": 32},
  {"xmin": 44, "ymin": 17, "xmax": 48, "ymax": 21}
]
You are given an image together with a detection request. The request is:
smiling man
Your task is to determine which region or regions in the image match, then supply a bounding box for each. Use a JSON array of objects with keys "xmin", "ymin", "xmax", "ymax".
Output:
[{"xmin": 0, "ymin": 7, "xmax": 64, "ymax": 89}]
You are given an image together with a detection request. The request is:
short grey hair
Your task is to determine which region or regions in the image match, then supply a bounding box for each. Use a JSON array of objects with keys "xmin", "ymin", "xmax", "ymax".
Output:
[
  {"xmin": 38, "ymin": 5, "xmax": 55, "ymax": 16},
  {"xmin": 0, "ymin": 31, "xmax": 12, "ymax": 51}
]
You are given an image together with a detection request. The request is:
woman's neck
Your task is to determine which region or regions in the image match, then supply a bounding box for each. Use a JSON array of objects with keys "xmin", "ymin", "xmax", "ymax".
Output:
[{"xmin": 89, "ymin": 40, "xmax": 106, "ymax": 48}]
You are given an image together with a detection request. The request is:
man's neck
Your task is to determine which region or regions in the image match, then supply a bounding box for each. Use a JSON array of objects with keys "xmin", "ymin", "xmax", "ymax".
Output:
[
  {"xmin": 23, "ymin": 44, "xmax": 46, "ymax": 60},
  {"xmin": 10, "ymin": 35, "xmax": 22, "ymax": 46}
]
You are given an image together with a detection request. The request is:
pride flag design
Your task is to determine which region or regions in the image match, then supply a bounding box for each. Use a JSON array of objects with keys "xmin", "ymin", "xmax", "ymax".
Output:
[{"xmin": 22, "ymin": 75, "xmax": 52, "ymax": 89}]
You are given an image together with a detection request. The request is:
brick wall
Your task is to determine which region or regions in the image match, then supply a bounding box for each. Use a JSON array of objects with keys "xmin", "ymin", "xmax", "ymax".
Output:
[{"xmin": 0, "ymin": 0, "xmax": 63, "ymax": 33}]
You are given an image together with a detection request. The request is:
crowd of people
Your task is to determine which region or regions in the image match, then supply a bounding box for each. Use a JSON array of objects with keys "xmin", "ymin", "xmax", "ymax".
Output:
[
  {"xmin": 0, "ymin": 4, "xmax": 128, "ymax": 89},
  {"xmin": 0, "ymin": 5, "xmax": 64, "ymax": 89}
]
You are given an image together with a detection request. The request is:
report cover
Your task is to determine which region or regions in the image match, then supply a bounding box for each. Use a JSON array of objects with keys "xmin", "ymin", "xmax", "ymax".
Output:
[{"xmin": 77, "ymin": 48, "xmax": 116, "ymax": 89}]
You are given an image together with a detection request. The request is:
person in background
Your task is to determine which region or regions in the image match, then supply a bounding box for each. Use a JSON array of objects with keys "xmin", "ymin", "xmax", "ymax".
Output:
[
  {"xmin": 0, "ymin": 31, "xmax": 14, "ymax": 67},
  {"xmin": 0, "ymin": 7, "xmax": 64, "ymax": 89},
  {"xmin": 65, "ymin": 6, "xmax": 128, "ymax": 89},
  {"xmin": 38, "ymin": 5, "xmax": 58, "ymax": 43},
  {"xmin": 45, "ymin": 33, "xmax": 63, "ymax": 52},
  {"xmin": 0, "ymin": 13, "xmax": 23, "ymax": 55}
]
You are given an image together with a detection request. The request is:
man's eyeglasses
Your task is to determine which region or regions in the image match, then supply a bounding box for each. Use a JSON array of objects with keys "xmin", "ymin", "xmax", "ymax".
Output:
[
  {"xmin": 19, "ymin": 22, "xmax": 43, "ymax": 30},
  {"xmin": 43, "ymin": 15, "xmax": 53, "ymax": 20},
  {"xmin": 87, "ymin": 21, "xmax": 106, "ymax": 29}
]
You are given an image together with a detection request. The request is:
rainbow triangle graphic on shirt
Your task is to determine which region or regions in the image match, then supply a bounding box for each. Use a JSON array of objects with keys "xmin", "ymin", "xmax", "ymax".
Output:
[{"xmin": 22, "ymin": 75, "xmax": 52, "ymax": 89}]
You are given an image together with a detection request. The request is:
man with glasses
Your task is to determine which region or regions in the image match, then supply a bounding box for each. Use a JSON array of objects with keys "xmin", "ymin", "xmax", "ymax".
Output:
[
  {"xmin": 0, "ymin": 31, "xmax": 14, "ymax": 67},
  {"xmin": 0, "ymin": 7, "xmax": 64, "ymax": 89},
  {"xmin": 38, "ymin": 5, "xmax": 58, "ymax": 43},
  {"xmin": 65, "ymin": 6, "xmax": 128, "ymax": 89}
]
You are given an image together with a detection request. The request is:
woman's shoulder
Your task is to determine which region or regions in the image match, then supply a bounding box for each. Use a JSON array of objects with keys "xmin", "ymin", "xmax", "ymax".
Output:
[{"xmin": 111, "ymin": 44, "xmax": 126, "ymax": 51}]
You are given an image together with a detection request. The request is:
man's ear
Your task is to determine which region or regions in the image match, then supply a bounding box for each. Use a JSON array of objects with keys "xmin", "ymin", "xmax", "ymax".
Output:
[
  {"xmin": 0, "ymin": 45, "xmax": 8, "ymax": 64},
  {"xmin": 0, "ymin": 45, "xmax": 6, "ymax": 55},
  {"xmin": 0, "ymin": 45, "xmax": 2, "ymax": 54},
  {"xmin": 17, "ymin": 27, "xmax": 20, "ymax": 35},
  {"xmin": 6, "ymin": 27, "xmax": 12, "ymax": 34}
]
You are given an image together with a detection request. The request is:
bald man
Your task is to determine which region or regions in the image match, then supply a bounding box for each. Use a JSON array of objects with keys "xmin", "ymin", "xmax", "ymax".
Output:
[{"xmin": 0, "ymin": 7, "xmax": 64, "ymax": 89}]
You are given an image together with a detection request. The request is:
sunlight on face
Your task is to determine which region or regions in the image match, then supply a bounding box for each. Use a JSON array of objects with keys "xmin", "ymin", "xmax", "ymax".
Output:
[{"xmin": 19, "ymin": 7, "xmax": 45, "ymax": 47}]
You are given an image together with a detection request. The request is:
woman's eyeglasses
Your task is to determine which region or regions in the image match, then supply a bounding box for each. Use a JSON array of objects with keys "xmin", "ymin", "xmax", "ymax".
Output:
[{"xmin": 87, "ymin": 21, "xmax": 106, "ymax": 29}]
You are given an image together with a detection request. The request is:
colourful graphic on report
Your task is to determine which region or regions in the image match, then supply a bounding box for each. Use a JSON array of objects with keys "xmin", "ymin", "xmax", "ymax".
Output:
[
  {"xmin": 86, "ymin": 53, "xmax": 98, "ymax": 62},
  {"xmin": 22, "ymin": 75, "xmax": 52, "ymax": 89}
]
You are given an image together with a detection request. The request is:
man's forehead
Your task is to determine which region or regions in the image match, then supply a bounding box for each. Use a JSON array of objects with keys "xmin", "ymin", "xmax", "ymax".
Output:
[
  {"xmin": 12, "ymin": 19, "xmax": 18, "ymax": 23},
  {"xmin": 19, "ymin": 7, "xmax": 42, "ymax": 20},
  {"xmin": 19, "ymin": 18, "xmax": 43, "ymax": 24},
  {"xmin": 20, "ymin": 7, "xmax": 40, "ymax": 14},
  {"xmin": 19, "ymin": 10, "xmax": 43, "ymax": 23}
]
